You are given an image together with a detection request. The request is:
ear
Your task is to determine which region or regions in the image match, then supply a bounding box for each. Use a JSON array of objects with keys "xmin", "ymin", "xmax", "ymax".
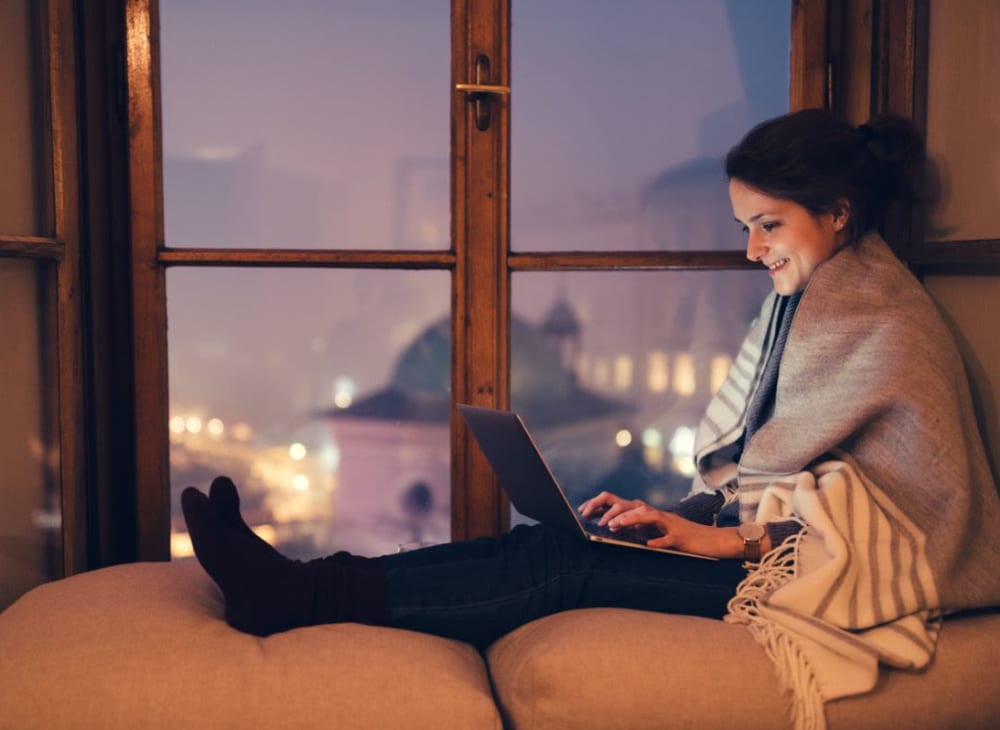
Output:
[{"xmin": 831, "ymin": 199, "xmax": 851, "ymax": 231}]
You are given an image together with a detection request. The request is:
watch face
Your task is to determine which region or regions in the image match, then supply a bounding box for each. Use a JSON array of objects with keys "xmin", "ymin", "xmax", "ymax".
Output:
[{"xmin": 738, "ymin": 522, "xmax": 765, "ymax": 541}]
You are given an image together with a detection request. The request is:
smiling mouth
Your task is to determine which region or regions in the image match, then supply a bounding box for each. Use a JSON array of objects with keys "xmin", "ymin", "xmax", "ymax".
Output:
[{"xmin": 766, "ymin": 258, "xmax": 789, "ymax": 272}]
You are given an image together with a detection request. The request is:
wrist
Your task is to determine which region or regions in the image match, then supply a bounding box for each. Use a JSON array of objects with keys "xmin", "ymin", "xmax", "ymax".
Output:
[
  {"xmin": 718, "ymin": 526, "xmax": 747, "ymax": 559},
  {"xmin": 736, "ymin": 522, "xmax": 771, "ymax": 561}
]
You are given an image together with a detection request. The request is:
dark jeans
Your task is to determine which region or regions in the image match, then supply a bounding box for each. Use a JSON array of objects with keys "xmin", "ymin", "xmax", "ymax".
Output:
[{"xmin": 381, "ymin": 523, "xmax": 747, "ymax": 649}]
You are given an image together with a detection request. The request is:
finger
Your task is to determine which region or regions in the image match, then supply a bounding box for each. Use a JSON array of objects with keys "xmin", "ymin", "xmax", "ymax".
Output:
[
  {"xmin": 646, "ymin": 534, "xmax": 679, "ymax": 550},
  {"xmin": 609, "ymin": 508, "xmax": 666, "ymax": 534},
  {"xmin": 578, "ymin": 492, "xmax": 613, "ymax": 514},
  {"xmin": 598, "ymin": 503, "xmax": 630, "ymax": 526},
  {"xmin": 579, "ymin": 497, "xmax": 608, "ymax": 517},
  {"xmin": 609, "ymin": 506, "xmax": 654, "ymax": 525}
]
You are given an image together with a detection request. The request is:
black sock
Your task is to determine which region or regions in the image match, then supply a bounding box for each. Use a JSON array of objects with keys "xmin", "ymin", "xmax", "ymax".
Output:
[
  {"xmin": 182, "ymin": 486, "xmax": 312, "ymax": 635},
  {"xmin": 182, "ymin": 482, "xmax": 391, "ymax": 635},
  {"xmin": 206, "ymin": 476, "xmax": 280, "ymax": 557}
]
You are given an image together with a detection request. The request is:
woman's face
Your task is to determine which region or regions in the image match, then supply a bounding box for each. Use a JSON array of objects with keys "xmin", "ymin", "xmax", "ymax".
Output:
[{"xmin": 728, "ymin": 179, "xmax": 847, "ymax": 295}]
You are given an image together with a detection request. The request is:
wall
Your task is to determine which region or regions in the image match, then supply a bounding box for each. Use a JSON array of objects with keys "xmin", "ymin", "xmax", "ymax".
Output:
[
  {"xmin": 924, "ymin": 277, "xmax": 1000, "ymax": 481},
  {"xmin": 923, "ymin": 0, "xmax": 1000, "ymax": 242},
  {"xmin": 922, "ymin": 1, "xmax": 1000, "ymax": 480}
]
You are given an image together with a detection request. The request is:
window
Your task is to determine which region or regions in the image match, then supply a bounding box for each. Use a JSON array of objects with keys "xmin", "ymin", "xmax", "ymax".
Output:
[
  {"xmin": 123, "ymin": 0, "xmax": 831, "ymax": 560},
  {"xmin": 158, "ymin": 1, "xmax": 454, "ymax": 559},
  {"xmin": 506, "ymin": 2, "xmax": 790, "ymax": 514},
  {"xmin": 10, "ymin": 0, "xmax": 998, "ymax": 607},
  {"xmin": 0, "ymin": 0, "xmax": 84, "ymax": 610}
]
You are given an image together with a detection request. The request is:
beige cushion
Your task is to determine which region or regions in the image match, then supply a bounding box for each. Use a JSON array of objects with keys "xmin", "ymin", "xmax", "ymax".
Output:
[
  {"xmin": 0, "ymin": 560, "xmax": 501, "ymax": 730},
  {"xmin": 487, "ymin": 607, "xmax": 1000, "ymax": 730}
]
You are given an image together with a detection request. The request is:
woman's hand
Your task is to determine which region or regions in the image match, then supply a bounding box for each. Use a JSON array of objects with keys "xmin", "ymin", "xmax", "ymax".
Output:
[
  {"xmin": 578, "ymin": 491, "xmax": 651, "ymax": 526},
  {"xmin": 612, "ymin": 509, "xmax": 741, "ymax": 557},
  {"xmin": 579, "ymin": 491, "xmax": 767, "ymax": 559}
]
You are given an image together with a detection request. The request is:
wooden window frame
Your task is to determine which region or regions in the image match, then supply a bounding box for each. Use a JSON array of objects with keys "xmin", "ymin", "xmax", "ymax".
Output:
[
  {"xmin": 122, "ymin": 0, "xmax": 832, "ymax": 560},
  {"xmin": 0, "ymin": 0, "xmax": 86, "ymax": 576}
]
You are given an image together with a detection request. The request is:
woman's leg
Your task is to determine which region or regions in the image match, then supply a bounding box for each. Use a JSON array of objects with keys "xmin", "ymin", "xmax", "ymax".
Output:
[
  {"xmin": 184, "ymin": 478, "xmax": 745, "ymax": 645},
  {"xmin": 382, "ymin": 523, "xmax": 747, "ymax": 648}
]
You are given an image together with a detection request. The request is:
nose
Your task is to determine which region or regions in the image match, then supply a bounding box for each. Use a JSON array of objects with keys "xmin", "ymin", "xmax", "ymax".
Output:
[{"xmin": 745, "ymin": 229, "xmax": 767, "ymax": 262}]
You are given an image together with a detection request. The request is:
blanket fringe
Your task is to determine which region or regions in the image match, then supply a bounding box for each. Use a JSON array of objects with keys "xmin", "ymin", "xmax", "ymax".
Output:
[{"xmin": 725, "ymin": 532, "xmax": 827, "ymax": 730}]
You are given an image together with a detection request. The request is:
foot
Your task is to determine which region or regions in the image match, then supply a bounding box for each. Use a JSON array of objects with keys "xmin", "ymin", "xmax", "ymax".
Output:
[
  {"xmin": 206, "ymin": 476, "xmax": 280, "ymax": 557},
  {"xmin": 181, "ymin": 486, "xmax": 311, "ymax": 635},
  {"xmin": 205, "ymin": 476, "xmax": 368, "ymax": 568}
]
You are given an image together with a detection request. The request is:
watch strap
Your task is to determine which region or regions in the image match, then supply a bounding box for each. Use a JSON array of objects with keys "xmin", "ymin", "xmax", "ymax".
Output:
[{"xmin": 738, "ymin": 522, "xmax": 765, "ymax": 561}]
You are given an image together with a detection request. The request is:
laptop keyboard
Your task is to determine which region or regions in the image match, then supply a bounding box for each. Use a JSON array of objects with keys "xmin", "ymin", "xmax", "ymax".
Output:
[{"xmin": 582, "ymin": 517, "xmax": 663, "ymax": 544}]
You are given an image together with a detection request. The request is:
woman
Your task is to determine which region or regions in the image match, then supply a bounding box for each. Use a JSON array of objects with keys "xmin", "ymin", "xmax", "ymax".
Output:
[{"xmin": 183, "ymin": 109, "xmax": 1000, "ymax": 726}]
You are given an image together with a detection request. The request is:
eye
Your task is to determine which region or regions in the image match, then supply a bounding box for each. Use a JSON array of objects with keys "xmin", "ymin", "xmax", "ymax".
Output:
[
  {"xmin": 740, "ymin": 225, "xmax": 749, "ymax": 234},
  {"xmin": 761, "ymin": 221, "xmax": 779, "ymax": 233}
]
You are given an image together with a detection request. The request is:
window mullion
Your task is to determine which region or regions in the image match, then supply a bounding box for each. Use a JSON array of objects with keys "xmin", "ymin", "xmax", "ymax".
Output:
[
  {"xmin": 791, "ymin": 0, "xmax": 833, "ymax": 111},
  {"xmin": 451, "ymin": 0, "xmax": 511, "ymax": 540},
  {"xmin": 126, "ymin": 0, "xmax": 171, "ymax": 561}
]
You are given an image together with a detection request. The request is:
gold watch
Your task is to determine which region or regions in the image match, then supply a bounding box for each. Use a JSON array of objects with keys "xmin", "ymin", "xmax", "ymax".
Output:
[{"xmin": 737, "ymin": 522, "xmax": 766, "ymax": 561}]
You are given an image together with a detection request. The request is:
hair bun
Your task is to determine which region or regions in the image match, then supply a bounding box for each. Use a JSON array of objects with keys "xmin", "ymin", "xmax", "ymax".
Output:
[
  {"xmin": 860, "ymin": 113, "xmax": 926, "ymax": 206},
  {"xmin": 861, "ymin": 114, "xmax": 924, "ymax": 165}
]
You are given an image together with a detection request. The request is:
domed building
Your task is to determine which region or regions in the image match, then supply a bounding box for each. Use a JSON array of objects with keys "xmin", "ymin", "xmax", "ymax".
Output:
[{"xmin": 320, "ymin": 306, "xmax": 631, "ymax": 555}]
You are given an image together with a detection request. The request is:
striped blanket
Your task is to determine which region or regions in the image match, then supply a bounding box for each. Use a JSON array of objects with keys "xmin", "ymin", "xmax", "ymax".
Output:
[{"xmin": 690, "ymin": 233, "xmax": 1000, "ymax": 730}]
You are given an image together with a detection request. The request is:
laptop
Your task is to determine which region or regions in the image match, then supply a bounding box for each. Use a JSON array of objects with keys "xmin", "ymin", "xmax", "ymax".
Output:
[{"xmin": 457, "ymin": 404, "xmax": 718, "ymax": 561}]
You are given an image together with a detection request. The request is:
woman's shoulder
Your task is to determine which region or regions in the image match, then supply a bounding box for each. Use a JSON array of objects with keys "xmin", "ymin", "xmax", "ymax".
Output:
[
  {"xmin": 793, "ymin": 232, "xmax": 965, "ymax": 382},
  {"xmin": 805, "ymin": 233, "xmax": 945, "ymax": 329},
  {"xmin": 856, "ymin": 234, "xmax": 954, "ymax": 338}
]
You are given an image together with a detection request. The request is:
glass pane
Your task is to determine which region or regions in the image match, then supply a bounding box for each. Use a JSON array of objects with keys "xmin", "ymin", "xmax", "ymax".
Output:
[
  {"xmin": 0, "ymin": 259, "xmax": 61, "ymax": 610},
  {"xmin": 511, "ymin": 270, "xmax": 770, "ymax": 517},
  {"xmin": 511, "ymin": 0, "xmax": 790, "ymax": 251},
  {"xmin": 159, "ymin": 1, "xmax": 449, "ymax": 250},
  {"xmin": 925, "ymin": 1, "xmax": 1000, "ymax": 241},
  {"xmin": 0, "ymin": 0, "xmax": 49, "ymax": 237},
  {"xmin": 168, "ymin": 269, "xmax": 451, "ymax": 559}
]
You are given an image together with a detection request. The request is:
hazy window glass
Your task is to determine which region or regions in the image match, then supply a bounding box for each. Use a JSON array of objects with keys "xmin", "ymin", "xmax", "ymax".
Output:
[
  {"xmin": 0, "ymin": 0, "xmax": 48, "ymax": 237},
  {"xmin": 160, "ymin": 0, "xmax": 449, "ymax": 250},
  {"xmin": 168, "ymin": 269, "xmax": 451, "ymax": 559},
  {"xmin": 510, "ymin": 1, "xmax": 788, "ymax": 516},
  {"xmin": 513, "ymin": 270, "xmax": 770, "ymax": 512},
  {"xmin": 0, "ymin": 260, "xmax": 61, "ymax": 610},
  {"xmin": 161, "ymin": 1, "xmax": 453, "ymax": 558},
  {"xmin": 511, "ymin": 0, "xmax": 790, "ymax": 252}
]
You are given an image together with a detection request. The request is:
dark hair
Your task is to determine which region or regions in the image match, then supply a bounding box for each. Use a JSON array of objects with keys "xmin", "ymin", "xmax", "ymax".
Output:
[{"xmin": 724, "ymin": 109, "xmax": 925, "ymax": 242}]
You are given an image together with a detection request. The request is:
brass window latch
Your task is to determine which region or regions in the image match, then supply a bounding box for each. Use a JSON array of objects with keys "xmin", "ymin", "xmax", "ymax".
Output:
[{"xmin": 455, "ymin": 54, "xmax": 510, "ymax": 131}]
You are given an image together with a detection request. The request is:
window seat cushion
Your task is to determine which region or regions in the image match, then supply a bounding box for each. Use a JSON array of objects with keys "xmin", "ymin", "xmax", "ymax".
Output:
[
  {"xmin": 2, "ymin": 559, "xmax": 997, "ymax": 729},
  {"xmin": 487, "ymin": 605, "xmax": 1000, "ymax": 730},
  {"xmin": 0, "ymin": 560, "xmax": 501, "ymax": 729}
]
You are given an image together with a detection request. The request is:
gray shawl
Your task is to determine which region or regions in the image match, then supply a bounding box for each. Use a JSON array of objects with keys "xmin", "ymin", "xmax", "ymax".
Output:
[{"xmin": 691, "ymin": 232, "xmax": 1000, "ymax": 729}]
